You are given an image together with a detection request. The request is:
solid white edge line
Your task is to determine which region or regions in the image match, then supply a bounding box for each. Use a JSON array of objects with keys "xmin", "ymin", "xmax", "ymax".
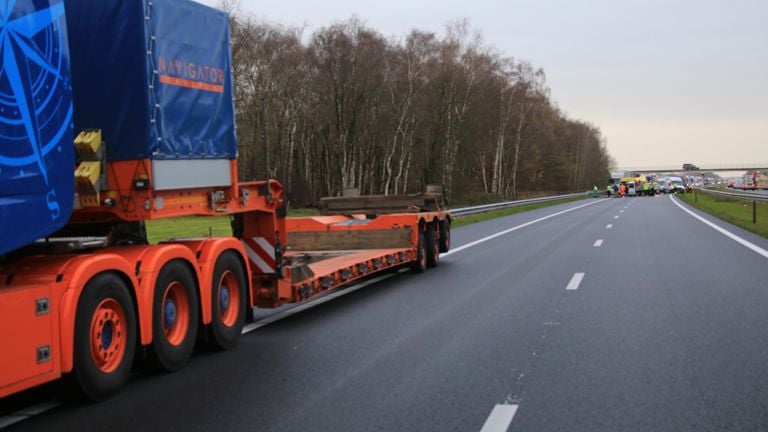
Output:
[
  {"xmin": 0, "ymin": 400, "xmax": 62, "ymax": 430},
  {"xmin": 670, "ymin": 196, "xmax": 768, "ymax": 259},
  {"xmin": 14, "ymin": 401, "xmax": 61, "ymax": 416},
  {"xmin": 480, "ymin": 404, "xmax": 519, "ymax": 432},
  {"xmin": 442, "ymin": 199, "xmax": 607, "ymax": 258},
  {"xmin": 2, "ymin": 273, "xmax": 406, "ymax": 430},
  {"xmin": 0, "ymin": 199, "xmax": 605, "ymax": 430},
  {"xmin": 566, "ymin": 272, "xmax": 585, "ymax": 290},
  {"xmin": 242, "ymin": 270, "xmax": 406, "ymax": 334},
  {"xmin": 0, "ymin": 416, "xmax": 27, "ymax": 429},
  {"xmin": 593, "ymin": 239, "xmax": 603, "ymax": 247},
  {"xmin": 242, "ymin": 199, "xmax": 608, "ymax": 333}
]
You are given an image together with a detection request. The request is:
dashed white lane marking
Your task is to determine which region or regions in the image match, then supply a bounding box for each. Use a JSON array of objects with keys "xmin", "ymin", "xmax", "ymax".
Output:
[
  {"xmin": 606, "ymin": 224, "xmax": 613, "ymax": 229},
  {"xmin": 0, "ymin": 200, "xmax": 607, "ymax": 430},
  {"xmin": 479, "ymin": 404, "xmax": 519, "ymax": 432},
  {"xmin": 566, "ymin": 272, "xmax": 585, "ymax": 290},
  {"xmin": 613, "ymin": 215, "xmax": 619, "ymax": 219},
  {"xmin": 442, "ymin": 199, "xmax": 607, "ymax": 257},
  {"xmin": 671, "ymin": 196, "xmax": 768, "ymax": 259},
  {"xmin": 593, "ymin": 239, "xmax": 604, "ymax": 247},
  {"xmin": 619, "ymin": 210, "xmax": 624, "ymax": 213},
  {"xmin": 0, "ymin": 401, "xmax": 62, "ymax": 430},
  {"xmin": 244, "ymin": 199, "xmax": 609, "ymax": 334}
]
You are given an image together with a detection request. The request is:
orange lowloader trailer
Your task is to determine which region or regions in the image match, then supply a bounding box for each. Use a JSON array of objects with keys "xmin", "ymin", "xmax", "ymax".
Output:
[
  {"xmin": 0, "ymin": 0, "xmax": 451, "ymax": 401},
  {"xmin": 1, "ymin": 154, "xmax": 451, "ymax": 400}
]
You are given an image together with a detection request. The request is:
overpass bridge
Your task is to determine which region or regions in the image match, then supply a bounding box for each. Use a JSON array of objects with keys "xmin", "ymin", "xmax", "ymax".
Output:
[{"xmin": 617, "ymin": 163, "xmax": 768, "ymax": 174}]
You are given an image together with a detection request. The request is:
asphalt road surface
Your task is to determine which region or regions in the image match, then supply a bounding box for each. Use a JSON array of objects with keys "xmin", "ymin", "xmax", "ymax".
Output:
[{"xmin": 4, "ymin": 195, "xmax": 768, "ymax": 432}]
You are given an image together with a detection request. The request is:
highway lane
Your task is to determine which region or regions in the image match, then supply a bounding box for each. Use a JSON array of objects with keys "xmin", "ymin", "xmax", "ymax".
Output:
[
  {"xmin": 509, "ymin": 195, "xmax": 768, "ymax": 431},
  {"xmin": 5, "ymin": 195, "xmax": 768, "ymax": 431}
]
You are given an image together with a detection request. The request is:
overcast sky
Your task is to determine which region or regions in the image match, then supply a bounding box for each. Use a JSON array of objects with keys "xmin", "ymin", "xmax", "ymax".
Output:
[{"xmin": 200, "ymin": 0, "xmax": 767, "ymax": 170}]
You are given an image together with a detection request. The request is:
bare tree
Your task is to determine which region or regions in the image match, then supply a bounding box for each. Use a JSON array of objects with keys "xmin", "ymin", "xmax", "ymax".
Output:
[{"xmin": 226, "ymin": 12, "xmax": 612, "ymax": 205}]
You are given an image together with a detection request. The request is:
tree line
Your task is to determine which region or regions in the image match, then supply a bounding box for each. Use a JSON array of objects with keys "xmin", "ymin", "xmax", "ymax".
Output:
[{"xmin": 227, "ymin": 11, "xmax": 613, "ymax": 206}]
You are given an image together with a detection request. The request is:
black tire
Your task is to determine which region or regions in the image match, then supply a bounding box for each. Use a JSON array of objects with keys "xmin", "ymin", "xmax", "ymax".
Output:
[
  {"xmin": 410, "ymin": 233, "xmax": 427, "ymax": 274},
  {"xmin": 425, "ymin": 224, "xmax": 439, "ymax": 268},
  {"xmin": 73, "ymin": 273, "xmax": 137, "ymax": 401},
  {"xmin": 151, "ymin": 260, "xmax": 199, "ymax": 372},
  {"xmin": 209, "ymin": 251, "xmax": 247, "ymax": 350},
  {"xmin": 438, "ymin": 219, "xmax": 450, "ymax": 253}
]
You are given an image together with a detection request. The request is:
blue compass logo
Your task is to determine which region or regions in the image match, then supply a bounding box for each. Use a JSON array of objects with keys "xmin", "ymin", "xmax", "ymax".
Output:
[{"xmin": 0, "ymin": 0, "xmax": 73, "ymax": 220}]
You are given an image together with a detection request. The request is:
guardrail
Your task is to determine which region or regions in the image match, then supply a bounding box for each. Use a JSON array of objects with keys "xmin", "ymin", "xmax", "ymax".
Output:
[
  {"xmin": 450, "ymin": 191, "xmax": 591, "ymax": 217},
  {"xmin": 696, "ymin": 188, "xmax": 768, "ymax": 202}
]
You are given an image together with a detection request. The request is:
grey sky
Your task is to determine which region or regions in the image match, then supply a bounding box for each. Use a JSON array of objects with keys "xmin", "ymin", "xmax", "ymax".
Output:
[{"xmin": 201, "ymin": 0, "xmax": 768, "ymax": 170}]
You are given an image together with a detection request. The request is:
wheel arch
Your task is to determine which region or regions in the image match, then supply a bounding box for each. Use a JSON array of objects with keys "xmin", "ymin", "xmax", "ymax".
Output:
[
  {"xmin": 169, "ymin": 238, "xmax": 251, "ymax": 325},
  {"xmin": 130, "ymin": 244, "xmax": 201, "ymax": 347}
]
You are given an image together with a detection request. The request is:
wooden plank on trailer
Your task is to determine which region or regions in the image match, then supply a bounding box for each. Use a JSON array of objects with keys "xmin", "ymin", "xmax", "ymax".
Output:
[
  {"xmin": 289, "ymin": 229, "xmax": 412, "ymax": 251},
  {"xmin": 320, "ymin": 193, "xmax": 444, "ymax": 214}
]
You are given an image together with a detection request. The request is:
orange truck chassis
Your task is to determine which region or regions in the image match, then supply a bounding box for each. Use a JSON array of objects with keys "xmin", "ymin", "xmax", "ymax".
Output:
[
  {"xmin": 0, "ymin": 166, "xmax": 451, "ymax": 400},
  {"xmin": 0, "ymin": 0, "xmax": 451, "ymax": 402}
]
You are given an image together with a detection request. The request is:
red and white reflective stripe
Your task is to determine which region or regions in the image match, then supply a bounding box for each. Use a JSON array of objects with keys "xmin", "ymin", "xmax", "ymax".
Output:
[{"xmin": 242, "ymin": 237, "xmax": 276, "ymax": 274}]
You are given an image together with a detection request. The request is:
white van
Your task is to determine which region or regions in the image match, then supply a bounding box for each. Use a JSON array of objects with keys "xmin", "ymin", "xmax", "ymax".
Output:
[{"xmin": 626, "ymin": 182, "xmax": 637, "ymax": 196}]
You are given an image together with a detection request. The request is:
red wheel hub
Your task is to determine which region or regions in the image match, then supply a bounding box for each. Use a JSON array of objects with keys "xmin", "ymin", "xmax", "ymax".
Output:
[
  {"xmin": 217, "ymin": 270, "xmax": 241, "ymax": 327},
  {"xmin": 89, "ymin": 299, "xmax": 127, "ymax": 373},
  {"xmin": 162, "ymin": 281, "xmax": 190, "ymax": 346}
]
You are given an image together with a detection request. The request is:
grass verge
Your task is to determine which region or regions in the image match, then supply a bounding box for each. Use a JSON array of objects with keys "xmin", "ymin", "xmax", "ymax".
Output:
[
  {"xmin": 451, "ymin": 195, "xmax": 588, "ymax": 228},
  {"xmin": 146, "ymin": 208, "xmax": 319, "ymax": 244},
  {"xmin": 678, "ymin": 191, "xmax": 768, "ymax": 238},
  {"xmin": 146, "ymin": 196, "xmax": 590, "ymax": 242},
  {"xmin": 146, "ymin": 216, "xmax": 232, "ymax": 244}
]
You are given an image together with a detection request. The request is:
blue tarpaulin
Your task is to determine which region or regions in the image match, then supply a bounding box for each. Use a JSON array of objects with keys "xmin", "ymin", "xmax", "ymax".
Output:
[
  {"xmin": 65, "ymin": 0, "xmax": 237, "ymax": 161},
  {"xmin": 0, "ymin": 0, "xmax": 75, "ymax": 254},
  {"xmin": 0, "ymin": 0, "xmax": 236, "ymax": 254}
]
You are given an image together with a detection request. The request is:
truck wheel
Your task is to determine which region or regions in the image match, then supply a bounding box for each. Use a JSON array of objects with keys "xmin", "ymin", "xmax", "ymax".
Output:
[
  {"xmin": 152, "ymin": 260, "xmax": 199, "ymax": 371},
  {"xmin": 209, "ymin": 251, "xmax": 247, "ymax": 350},
  {"xmin": 425, "ymin": 224, "xmax": 440, "ymax": 268},
  {"xmin": 410, "ymin": 233, "xmax": 427, "ymax": 274},
  {"xmin": 438, "ymin": 220, "xmax": 450, "ymax": 253},
  {"xmin": 73, "ymin": 273, "xmax": 137, "ymax": 401}
]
